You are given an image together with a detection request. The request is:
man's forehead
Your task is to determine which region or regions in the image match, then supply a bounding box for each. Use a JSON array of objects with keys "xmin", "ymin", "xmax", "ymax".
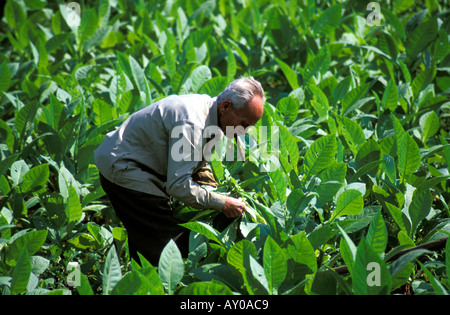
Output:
[{"xmin": 245, "ymin": 95, "xmax": 264, "ymax": 120}]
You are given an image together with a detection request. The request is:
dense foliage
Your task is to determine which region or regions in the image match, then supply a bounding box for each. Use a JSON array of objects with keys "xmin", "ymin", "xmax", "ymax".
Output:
[{"xmin": 0, "ymin": 0, "xmax": 449, "ymax": 295}]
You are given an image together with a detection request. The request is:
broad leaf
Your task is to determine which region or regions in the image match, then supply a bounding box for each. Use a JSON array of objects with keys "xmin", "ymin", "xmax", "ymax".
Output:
[
  {"xmin": 285, "ymin": 231, "xmax": 317, "ymax": 279},
  {"xmin": 263, "ymin": 236, "xmax": 287, "ymax": 294},
  {"xmin": 180, "ymin": 221, "xmax": 224, "ymax": 247},
  {"xmin": 337, "ymin": 223, "xmax": 357, "ymax": 275},
  {"xmin": 180, "ymin": 280, "xmax": 233, "ymax": 295},
  {"xmin": 158, "ymin": 240, "xmax": 184, "ymax": 295},
  {"xmin": 352, "ymin": 237, "xmax": 392, "ymax": 295},
  {"xmin": 276, "ymin": 57, "xmax": 299, "ymax": 90},
  {"xmin": 6, "ymin": 230, "xmax": 48, "ymax": 266},
  {"xmin": 0, "ymin": 61, "xmax": 11, "ymax": 94},
  {"xmin": 331, "ymin": 189, "xmax": 364, "ymax": 221},
  {"xmin": 303, "ymin": 135, "xmax": 337, "ymax": 181},
  {"xmin": 313, "ymin": 4, "xmax": 342, "ymax": 34},
  {"xmin": 10, "ymin": 248, "xmax": 31, "ymax": 295},
  {"xmin": 336, "ymin": 115, "xmax": 365, "ymax": 155},
  {"xmin": 420, "ymin": 111, "xmax": 439, "ymax": 143},
  {"xmin": 102, "ymin": 246, "xmax": 122, "ymax": 295},
  {"xmin": 66, "ymin": 186, "xmax": 82, "ymax": 225},
  {"xmin": 20, "ymin": 163, "xmax": 49, "ymax": 193},
  {"xmin": 381, "ymin": 79, "xmax": 398, "ymax": 111},
  {"xmin": 408, "ymin": 188, "xmax": 433, "ymax": 237},
  {"xmin": 366, "ymin": 211, "xmax": 388, "ymax": 256},
  {"xmin": 397, "ymin": 132, "xmax": 420, "ymax": 183},
  {"xmin": 77, "ymin": 8, "xmax": 98, "ymax": 44}
]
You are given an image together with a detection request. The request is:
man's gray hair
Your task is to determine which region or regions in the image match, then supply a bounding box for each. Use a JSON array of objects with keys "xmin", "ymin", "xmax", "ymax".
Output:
[{"xmin": 216, "ymin": 77, "xmax": 265, "ymax": 110}]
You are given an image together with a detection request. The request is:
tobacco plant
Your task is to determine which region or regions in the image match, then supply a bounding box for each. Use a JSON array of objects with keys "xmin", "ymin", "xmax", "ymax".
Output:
[{"xmin": 0, "ymin": 0, "xmax": 449, "ymax": 295}]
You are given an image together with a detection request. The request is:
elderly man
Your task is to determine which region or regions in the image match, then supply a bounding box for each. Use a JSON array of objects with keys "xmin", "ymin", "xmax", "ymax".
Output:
[{"xmin": 94, "ymin": 77, "xmax": 265, "ymax": 265}]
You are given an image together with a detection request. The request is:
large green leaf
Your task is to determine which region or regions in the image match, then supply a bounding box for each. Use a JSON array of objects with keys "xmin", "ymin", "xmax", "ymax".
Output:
[
  {"xmin": 158, "ymin": 240, "xmax": 184, "ymax": 295},
  {"xmin": 302, "ymin": 49, "xmax": 330, "ymax": 82},
  {"xmin": 314, "ymin": 162, "xmax": 346, "ymax": 204},
  {"xmin": 385, "ymin": 202, "xmax": 408, "ymax": 233},
  {"xmin": 269, "ymin": 169, "xmax": 287, "ymax": 204},
  {"xmin": 336, "ymin": 115, "xmax": 365, "ymax": 156},
  {"xmin": 10, "ymin": 248, "xmax": 31, "ymax": 295},
  {"xmin": 337, "ymin": 223, "xmax": 357, "ymax": 275},
  {"xmin": 102, "ymin": 246, "xmax": 122, "ymax": 295},
  {"xmin": 92, "ymin": 99, "xmax": 114, "ymax": 127},
  {"xmin": 366, "ymin": 211, "xmax": 388, "ymax": 256},
  {"xmin": 378, "ymin": 32, "xmax": 399, "ymax": 60},
  {"xmin": 226, "ymin": 240, "xmax": 257, "ymax": 276},
  {"xmin": 263, "ymin": 236, "xmax": 287, "ymax": 294},
  {"xmin": 408, "ymin": 188, "xmax": 433, "ymax": 237},
  {"xmin": 172, "ymin": 61, "xmax": 197, "ymax": 94},
  {"xmin": 340, "ymin": 84, "xmax": 370, "ymax": 116},
  {"xmin": 405, "ymin": 17, "xmax": 438, "ymax": 62},
  {"xmin": 411, "ymin": 66, "xmax": 436, "ymax": 100},
  {"xmin": 226, "ymin": 240, "xmax": 265, "ymax": 294},
  {"xmin": 125, "ymin": 259, "xmax": 165, "ymax": 294},
  {"xmin": 77, "ymin": 8, "xmax": 99, "ymax": 44},
  {"xmin": 110, "ymin": 269, "xmax": 153, "ymax": 295},
  {"xmin": 164, "ymin": 30, "xmax": 177, "ymax": 80},
  {"xmin": 180, "ymin": 221, "xmax": 224, "ymax": 247},
  {"xmin": 276, "ymin": 57, "xmax": 299, "ymax": 90},
  {"xmin": 83, "ymin": 26, "xmax": 112, "ymax": 52},
  {"xmin": 303, "ymin": 135, "xmax": 337, "ymax": 181},
  {"xmin": 0, "ymin": 61, "xmax": 11, "ymax": 94},
  {"xmin": 66, "ymin": 185, "xmax": 82, "ymax": 225},
  {"xmin": 98, "ymin": 0, "xmax": 111, "ymax": 26},
  {"xmin": 285, "ymin": 231, "xmax": 317, "ymax": 279},
  {"xmin": 68, "ymin": 233, "xmax": 97, "ymax": 250},
  {"xmin": 0, "ymin": 153, "xmax": 19, "ymax": 178},
  {"xmin": 227, "ymin": 46, "xmax": 237, "ymax": 82},
  {"xmin": 381, "ymin": 79, "xmax": 398, "ymax": 111},
  {"xmin": 393, "ymin": 0, "xmax": 414, "ymax": 14},
  {"xmin": 354, "ymin": 139, "xmax": 381, "ymax": 179},
  {"xmin": 14, "ymin": 102, "xmax": 38, "ymax": 142},
  {"xmin": 389, "ymin": 249, "xmax": 430, "ymax": 279},
  {"xmin": 332, "ymin": 76, "xmax": 351, "ymax": 106},
  {"xmin": 249, "ymin": 256, "xmax": 270, "ymax": 293},
  {"xmin": 188, "ymin": 65, "xmax": 212, "ymax": 93},
  {"xmin": 179, "ymin": 280, "xmax": 233, "ymax": 295},
  {"xmin": 129, "ymin": 56, "xmax": 147, "ymax": 94},
  {"xmin": 312, "ymin": 4, "xmax": 342, "ymax": 35},
  {"xmin": 352, "ymin": 237, "xmax": 392, "ymax": 295},
  {"xmin": 330, "ymin": 189, "xmax": 364, "ymax": 221},
  {"xmin": 420, "ymin": 111, "xmax": 440, "ymax": 143},
  {"xmin": 198, "ymin": 76, "xmax": 229, "ymax": 96},
  {"xmin": 276, "ymin": 95, "xmax": 301, "ymax": 125},
  {"xmin": 397, "ymin": 132, "xmax": 421, "ymax": 183},
  {"xmin": 308, "ymin": 85, "xmax": 329, "ymax": 119},
  {"xmin": 382, "ymin": 8, "xmax": 406, "ymax": 39},
  {"xmin": 20, "ymin": 163, "xmax": 49, "ymax": 193},
  {"xmin": 6, "ymin": 229, "xmax": 48, "ymax": 266},
  {"xmin": 4, "ymin": 0, "xmax": 26, "ymax": 30}
]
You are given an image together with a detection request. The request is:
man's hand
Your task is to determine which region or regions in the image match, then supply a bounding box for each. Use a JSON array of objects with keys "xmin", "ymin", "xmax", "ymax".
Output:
[{"xmin": 222, "ymin": 197, "xmax": 246, "ymax": 218}]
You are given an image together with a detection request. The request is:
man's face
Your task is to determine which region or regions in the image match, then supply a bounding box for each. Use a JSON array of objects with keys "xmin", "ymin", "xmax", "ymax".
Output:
[{"xmin": 218, "ymin": 94, "xmax": 264, "ymax": 139}]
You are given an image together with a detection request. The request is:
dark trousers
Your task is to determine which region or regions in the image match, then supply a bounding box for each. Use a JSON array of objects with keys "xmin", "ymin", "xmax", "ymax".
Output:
[{"xmin": 99, "ymin": 173, "xmax": 190, "ymax": 266}]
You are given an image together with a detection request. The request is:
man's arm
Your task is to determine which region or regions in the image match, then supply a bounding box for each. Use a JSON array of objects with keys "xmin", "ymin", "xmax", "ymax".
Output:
[{"xmin": 166, "ymin": 121, "xmax": 245, "ymax": 217}]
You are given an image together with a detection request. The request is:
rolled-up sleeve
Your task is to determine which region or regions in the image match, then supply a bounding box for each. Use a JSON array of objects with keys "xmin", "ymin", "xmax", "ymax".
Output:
[{"xmin": 165, "ymin": 121, "xmax": 227, "ymax": 211}]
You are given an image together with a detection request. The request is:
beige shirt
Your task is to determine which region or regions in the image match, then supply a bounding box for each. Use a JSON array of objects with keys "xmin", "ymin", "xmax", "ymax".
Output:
[{"xmin": 94, "ymin": 94, "xmax": 227, "ymax": 211}]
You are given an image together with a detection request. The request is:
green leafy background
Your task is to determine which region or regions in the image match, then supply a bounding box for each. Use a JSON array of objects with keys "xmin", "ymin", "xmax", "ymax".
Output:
[{"xmin": 0, "ymin": 0, "xmax": 449, "ymax": 295}]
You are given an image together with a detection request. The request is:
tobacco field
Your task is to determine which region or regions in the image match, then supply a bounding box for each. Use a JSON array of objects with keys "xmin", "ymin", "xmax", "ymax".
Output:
[{"xmin": 0, "ymin": 0, "xmax": 449, "ymax": 295}]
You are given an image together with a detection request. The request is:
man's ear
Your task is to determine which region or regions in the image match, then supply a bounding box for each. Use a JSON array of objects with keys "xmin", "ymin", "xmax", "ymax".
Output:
[{"xmin": 219, "ymin": 100, "xmax": 232, "ymax": 113}]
